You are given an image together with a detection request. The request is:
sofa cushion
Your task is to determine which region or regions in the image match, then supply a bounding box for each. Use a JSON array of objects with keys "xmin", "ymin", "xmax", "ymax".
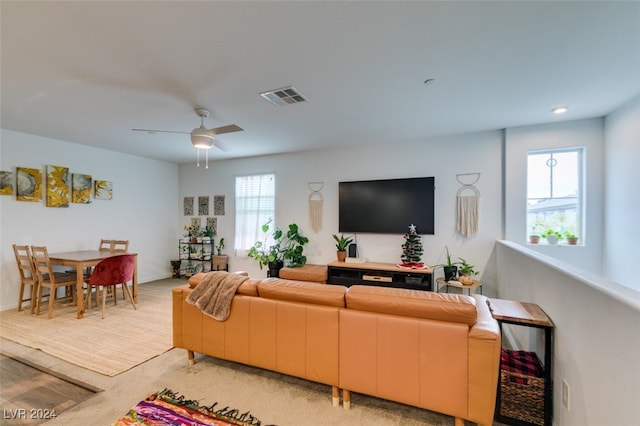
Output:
[
  {"xmin": 258, "ymin": 278, "xmax": 347, "ymax": 308},
  {"xmin": 188, "ymin": 272, "xmax": 258, "ymax": 296},
  {"xmin": 279, "ymin": 264, "xmax": 328, "ymax": 283},
  {"xmin": 345, "ymin": 285, "xmax": 477, "ymax": 326}
]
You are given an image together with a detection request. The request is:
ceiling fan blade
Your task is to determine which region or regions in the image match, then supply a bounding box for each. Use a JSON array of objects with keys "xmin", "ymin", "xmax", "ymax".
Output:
[
  {"xmin": 213, "ymin": 139, "xmax": 229, "ymax": 152},
  {"xmin": 209, "ymin": 124, "xmax": 243, "ymax": 135},
  {"xmin": 132, "ymin": 128, "xmax": 190, "ymax": 135}
]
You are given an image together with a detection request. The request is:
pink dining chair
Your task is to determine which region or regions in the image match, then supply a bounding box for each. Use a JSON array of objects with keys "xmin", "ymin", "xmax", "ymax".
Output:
[{"xmin": 84, "ymin": 254, "xmax": 136, "ymax": 319}]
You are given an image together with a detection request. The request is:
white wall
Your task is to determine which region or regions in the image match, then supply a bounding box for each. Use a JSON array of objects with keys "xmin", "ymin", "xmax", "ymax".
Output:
[
  {"xmin": 179, "ymin": 130, "xmax": 504, "ymax": 289},
  {"xmin": 603, "ymin": 95, "xmax": 640, "ymax": 292},
  {"xmin": 496, "ymin": 241, "xmax": 640, "ymax": 426},
  {"xmin": 504, "ymin": 118, "xmax": 605, "ymax": 276},
  {"xmin": 0, "ymin": 129, "xmax": 179, "ymax": 311}
]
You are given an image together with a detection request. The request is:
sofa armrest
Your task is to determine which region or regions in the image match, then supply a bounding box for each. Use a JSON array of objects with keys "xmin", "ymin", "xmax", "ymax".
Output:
[
  {"xmin": 172, "ymin": 284, "xmax": 191, "ymax": 348},
  {"xmin": 467, "ymin": 295, "xmax": 501, "ymax": 426}
]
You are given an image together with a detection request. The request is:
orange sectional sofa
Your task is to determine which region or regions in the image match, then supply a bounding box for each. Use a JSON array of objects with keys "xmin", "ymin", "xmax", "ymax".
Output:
[{"xmin": 172, "ymin": 272, "xmax": 501, "ymax": 425}]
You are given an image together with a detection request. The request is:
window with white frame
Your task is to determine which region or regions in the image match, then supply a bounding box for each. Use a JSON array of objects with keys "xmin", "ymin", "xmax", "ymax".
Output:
[
  {"xmin": 527, "ymin": 148, "xmax": 583, "ymax": 244},
  {"xmin": 234, "ymin": 173, "xmax": 275, "ymax": 253}
]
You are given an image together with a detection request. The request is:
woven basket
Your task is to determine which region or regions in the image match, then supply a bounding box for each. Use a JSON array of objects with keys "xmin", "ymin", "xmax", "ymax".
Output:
[{"xmin": 500, "ymin": 369, "xmax": 545, "ymax": 426}]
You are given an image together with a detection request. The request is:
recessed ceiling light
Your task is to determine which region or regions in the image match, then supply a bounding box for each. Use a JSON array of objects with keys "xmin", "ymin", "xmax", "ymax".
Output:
[{"xmin": 552, "ymin": 106, "xmax": 569, "ymax": 114}]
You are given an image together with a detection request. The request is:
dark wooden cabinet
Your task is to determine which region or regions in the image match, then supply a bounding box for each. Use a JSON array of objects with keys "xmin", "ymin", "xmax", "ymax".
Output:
[{"xmin": 327, "ymin": 261, "xmax": 433, "ymax": 291}]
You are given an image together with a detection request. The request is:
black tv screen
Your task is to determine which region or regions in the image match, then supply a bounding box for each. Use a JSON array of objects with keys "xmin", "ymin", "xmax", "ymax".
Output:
[{"xmin": 339, "ymin": 177, "xmax": 435, "ymax": 234}]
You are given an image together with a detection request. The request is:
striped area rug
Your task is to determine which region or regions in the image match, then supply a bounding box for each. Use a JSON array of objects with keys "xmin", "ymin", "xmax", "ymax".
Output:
[
  {"xmin": 0, "ymin": 282, "xmax": 174, "ymax": 376},
  {"xmin": 115, "ymin": 388, "xmax": 271, "ymax": 426}
]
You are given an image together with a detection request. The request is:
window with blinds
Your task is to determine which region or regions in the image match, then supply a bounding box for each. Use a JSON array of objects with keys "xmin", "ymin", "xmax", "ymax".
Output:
[{"xmin": 234, "ymin": 173, "xmax": 275, "ymax": 253}]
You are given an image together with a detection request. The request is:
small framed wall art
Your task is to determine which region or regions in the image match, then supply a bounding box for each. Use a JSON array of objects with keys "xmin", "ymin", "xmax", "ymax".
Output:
[
  {"xmin": 214, "ymin": 195, "xmax": 225, "ymax": 215},
  {"xmin": 46, "ymin": 165, "xmax": 70, "ymax": 208},
  {"xmin": 94, "ymin": 180, "xmax": 113, "ymax": 200},
  {"xmin": 16, "ymin": 167, "xmax": 42, "ymax": 202},
  {"xmin": 184, "ymin": 196, "xmax": 194, "ymax": 216},
  {"xmin": 199, "ymin": 196, "xmax": 209, "ymax": 216},
  {"xmin": 72, "ymin": 173, "xmax": 92, "ymax": 204},
  {"xmin": 0, "ymin": 171, "xmax": 14, "ymax": 195}
]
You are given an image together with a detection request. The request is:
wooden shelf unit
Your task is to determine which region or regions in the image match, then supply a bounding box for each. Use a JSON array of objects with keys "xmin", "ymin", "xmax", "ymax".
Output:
[{"xmin": 327, "ymin": 261, "xmax": 433, "ymax": 291}]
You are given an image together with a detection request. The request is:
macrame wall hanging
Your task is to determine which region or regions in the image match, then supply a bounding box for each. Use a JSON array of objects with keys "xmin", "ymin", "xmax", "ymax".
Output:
[
  {"xmin": 456, "ymin": 172, "xmax": 481, "ymax": 238},
  {"xmin": 308, "ymin": 182, "xmax": 324, "ymax": 233}
]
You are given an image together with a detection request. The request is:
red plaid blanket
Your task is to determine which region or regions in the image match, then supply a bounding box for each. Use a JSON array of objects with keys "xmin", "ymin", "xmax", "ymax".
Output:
[{"xmin": 501, "ymin": 349, "xmax": 544, "ymax": 384}]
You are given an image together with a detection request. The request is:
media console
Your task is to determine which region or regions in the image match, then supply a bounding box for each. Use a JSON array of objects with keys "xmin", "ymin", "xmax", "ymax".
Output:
[{"xmin": 327, "ymin": 261, "xmax": 433, "ymax": 291}]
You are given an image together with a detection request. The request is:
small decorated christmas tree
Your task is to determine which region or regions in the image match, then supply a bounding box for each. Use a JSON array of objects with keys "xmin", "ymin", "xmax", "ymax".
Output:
[{"xmin": 401, "ymin": 224, "xmax": 424, "ymax": 268}]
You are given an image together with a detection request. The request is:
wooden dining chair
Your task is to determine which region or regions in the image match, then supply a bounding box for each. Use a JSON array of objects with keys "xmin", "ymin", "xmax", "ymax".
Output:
[
  {"xmin": 99, "ymin": 239, "xmax": 113, "ymax": 251},
  {"xmin": 31, "ymin": 246, "xmax": 77, "ymax": 319},
  {"xmin": 12, "ymin": 244, "xmax": 38, "ymax": 313},
  {"xmin": 110, "ymin": 240, "xmax": 129, "ymax": 253},
  {"xmin": 84, "ymin": 254, "xmax": 136, "ymax": 319}
]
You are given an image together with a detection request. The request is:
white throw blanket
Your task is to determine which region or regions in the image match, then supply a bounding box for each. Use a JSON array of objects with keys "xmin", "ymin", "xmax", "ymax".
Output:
[{"xmin": 186, "ymin": 272, "xmax": 249, "ymax": 321}]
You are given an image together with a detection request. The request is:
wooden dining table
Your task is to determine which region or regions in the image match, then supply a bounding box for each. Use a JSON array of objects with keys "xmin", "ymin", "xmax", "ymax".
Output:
[{"xmin": 48, "ymin": 250, "xmax": 138, "ymax": 319}]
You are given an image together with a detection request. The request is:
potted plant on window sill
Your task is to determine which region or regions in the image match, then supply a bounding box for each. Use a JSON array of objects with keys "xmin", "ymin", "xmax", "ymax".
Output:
[
  {"xmin": 564, "ymin": 231, "xmax": 579, "ymax": 245},
  {"xmin": 541, "ymin": 229, "xmax": 562, "ymax": 245},
  {"xmin": 332, "ymin": 233, "xmax": 353, "ymax": 262}
]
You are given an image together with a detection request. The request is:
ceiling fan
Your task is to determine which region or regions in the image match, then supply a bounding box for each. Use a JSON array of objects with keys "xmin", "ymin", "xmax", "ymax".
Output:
[{"xmin": 132, "ymin": 108, "xmax": 243, "ymax": 168}]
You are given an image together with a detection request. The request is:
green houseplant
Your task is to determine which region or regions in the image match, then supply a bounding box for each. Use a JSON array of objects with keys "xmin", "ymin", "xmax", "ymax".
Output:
[
  {"xmin": 332, "ymin": 233, "xmax": 353, "ymax": 262},
  {"xmin": 457, "ymin": 258, "xmax": 478, "ymax": 277},
  {"xmin": 248, "ymin": 220, "xmax": 308, "ymax": 276},
  {"xmin": 563, "ymin": 231, "xmax": 578, "ymax": 245},
  {"xmin": 281, "ymin": 223, "xmax": 309, "ymax": 268},
  {"xmin": 248, "ymin": 220, "xmax": 284, "ymax": 275},
  {"xmin": 216, "ymin": 238, "xmax": 225, "ymax": 255},
  {"xmin": 437, "ymin": 246, "xmax": 458, "ymax": 281},
  {"xmin": 541, "ymin": 229, "xmax": 562, "ymax": 245}
]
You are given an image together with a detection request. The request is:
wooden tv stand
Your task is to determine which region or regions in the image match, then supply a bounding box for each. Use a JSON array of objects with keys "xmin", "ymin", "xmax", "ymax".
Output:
[{"xmin": 327, "ymin": 261, "xmax": 433, "ymax": 291}]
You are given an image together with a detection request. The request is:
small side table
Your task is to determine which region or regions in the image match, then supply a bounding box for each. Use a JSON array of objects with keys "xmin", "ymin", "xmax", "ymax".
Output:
[
  {"xmin": 436, "ymin": 277, "xmax": 483, "ymax": 295},
  {"xmin": 212, "ymin": 255, "xmax": 228, "ymax": 271},
  {"xmin": 488, "ymin": 298, "xmax": 554, "ymax": 426}
]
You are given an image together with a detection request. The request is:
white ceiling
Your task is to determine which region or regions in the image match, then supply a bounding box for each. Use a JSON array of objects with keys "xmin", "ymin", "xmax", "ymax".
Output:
[{"xmin": 2, "ymin": 1, "xmax": 639, "ymax": 165}]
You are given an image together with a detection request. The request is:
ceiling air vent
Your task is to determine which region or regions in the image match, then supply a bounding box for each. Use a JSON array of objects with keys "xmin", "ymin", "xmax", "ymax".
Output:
[{"xmin": 259, "ymin": 86, "xmax": 308, "ymax": 106}]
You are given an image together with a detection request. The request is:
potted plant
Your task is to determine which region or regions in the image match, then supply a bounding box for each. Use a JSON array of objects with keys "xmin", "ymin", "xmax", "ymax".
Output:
[
  {"xmin": 457, "ymin": 258, "xmax": 478, "ymax": 277},
  {"xmin": 541, "ymin": 229, "xmax": 562, "ymax": 245},
  {"xmin": 528, "ymin": 223, "xmax": 542, "ymax": 244},
  {"xmin": 248, "ymin": 220, "xmax": 309, "ymax": 277},
  {"xmin": 281, "ymin": 223, "xmax": 309, "ymax": 268},
  {"xmin": 564, "ymin": 231, "xmax": 579, "ymax": 245},
  {"xmin": 248, "ymin": 219, "xmax": 284, "ymax": 276},
  {"xmin": 216, "ymin": 238, "xmax": 225, "ymax": 255},
  {"xmin": 203, "ymin": 225, "xmax": 214, "ymax": 240},
  {"xmin": 332, "ymin": 233, "xmax": 353, "ymax": 262},
  {"xmin": 457, "ymin": 257, "xmax": 479, "ymax": 285},
  {"xmin": 437, "ymin": 246, "xmax": 458, "ymax": 281}
]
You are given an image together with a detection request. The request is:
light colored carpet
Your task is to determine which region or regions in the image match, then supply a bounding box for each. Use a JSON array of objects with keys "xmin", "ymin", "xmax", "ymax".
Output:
[
  {"xmin": 0, "ymin": 279, "xmax": 505, "ymax": 425},
  {"xmin": 0, "ymin": 282, "xmax": 173, "ymax": 376}
]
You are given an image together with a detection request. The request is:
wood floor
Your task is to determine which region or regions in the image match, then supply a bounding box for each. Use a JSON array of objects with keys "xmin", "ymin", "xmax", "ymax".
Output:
[{"xmin": 0, "ymin": 354, "xmax": 100, "ymax": 425}]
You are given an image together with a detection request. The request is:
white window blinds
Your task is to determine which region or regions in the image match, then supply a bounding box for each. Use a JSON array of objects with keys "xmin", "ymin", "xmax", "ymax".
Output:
[{"xmin": 234, "ymin": 173, "xmax": 275, "ymax": 254}]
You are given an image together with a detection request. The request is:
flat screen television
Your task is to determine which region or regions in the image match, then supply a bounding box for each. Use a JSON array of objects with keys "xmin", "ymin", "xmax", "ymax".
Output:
[{"xmin": 339, "ymin": 176, "xmax": 435, "ymax": 234}]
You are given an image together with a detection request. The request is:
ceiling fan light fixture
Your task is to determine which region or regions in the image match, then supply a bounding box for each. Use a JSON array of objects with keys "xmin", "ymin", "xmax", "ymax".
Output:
[{"xmin": 191, "ymin": 130, "xmax": 214, "ymax": 149}]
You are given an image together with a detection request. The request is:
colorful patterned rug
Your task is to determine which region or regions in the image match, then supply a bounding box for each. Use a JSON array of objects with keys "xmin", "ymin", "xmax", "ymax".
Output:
[{"xmin": 115, "ymin": 389, "xmax": 273, "ymax": 426}]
